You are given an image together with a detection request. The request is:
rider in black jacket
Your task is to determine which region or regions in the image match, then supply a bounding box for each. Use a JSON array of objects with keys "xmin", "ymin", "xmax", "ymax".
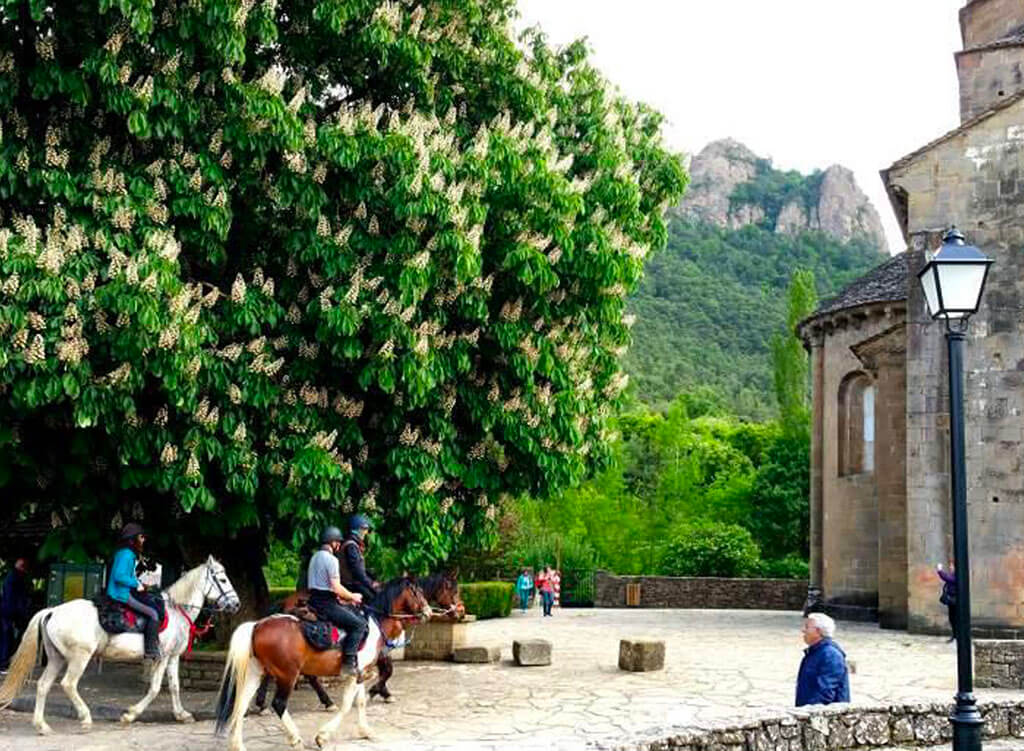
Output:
[{"xmin": 338, "ymin": 515, "xmax": 380, "ymax": 601}]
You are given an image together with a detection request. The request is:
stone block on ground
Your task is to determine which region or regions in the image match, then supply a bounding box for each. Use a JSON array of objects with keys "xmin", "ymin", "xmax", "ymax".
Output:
[
  {"xmin": 513, "ymin": 638, "xmax": 551, "ymax": 666},
  {"xmin": 452, "ymin": 645, "xmax": 500, "ymax": 663},
  {"xmin": 618, "ymin": 639, "xmax": 665, "ymax": 672}
]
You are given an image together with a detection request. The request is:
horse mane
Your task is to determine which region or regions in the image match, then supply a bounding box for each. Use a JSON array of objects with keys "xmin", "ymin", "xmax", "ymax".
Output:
[
  {"xmin": 419, "ymin": 572, "xmax": 444, "ymax": 597},
  {"xmin": 367, "ymin": 576, "xmax": 414, "ymax": 614},
  {"xmin": 164, "ymin": 562, "xmax": 205, "ymax": 604}
]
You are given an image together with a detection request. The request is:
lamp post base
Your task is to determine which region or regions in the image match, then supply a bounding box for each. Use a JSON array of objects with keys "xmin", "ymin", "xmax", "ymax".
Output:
[{"xmin": 951, "ymin": 690, "xmax": 983, "ymax": 751}]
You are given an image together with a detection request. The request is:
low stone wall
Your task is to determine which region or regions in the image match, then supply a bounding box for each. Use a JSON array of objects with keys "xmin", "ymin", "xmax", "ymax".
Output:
[
  {"xmin": 602, "ymin": 700, "xmax": 1024, "ymax": 751},
  {"xmin": 594, "ymin": 572, "xmax": 807, "ymax": 610},
  {"xmin": 178, "ymin": 650, "xmax": 352, "ymax": 691},
  {"xmin": 179, "ymin": 651, "xmax": 226, "ymax": 691},
  {"xmin": 404, "ymin": 614, "xmax": 477, "ymax": 660},
  {"xmin": 977, "ymin": 640, "xmax": 1024, "ymax": 688}
]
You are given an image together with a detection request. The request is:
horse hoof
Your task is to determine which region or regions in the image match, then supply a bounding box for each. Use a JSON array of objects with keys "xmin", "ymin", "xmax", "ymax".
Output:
[
  {"xmin": 383, "ymin": 694, "xmax": 395, "ymax": 704},
  {"xmin": 176, "ymin": 711, "xmax": 195, "ymax": 724},
  {"xmin": 315, "ymin": 733, "xmax": 329, "ymax": 748},
  {"xmin": 35, "ymin": 723, "xmax": 53, "ymax": 736},
  {"xmin": 289, "ymin": 737, "xmax": 303, "ymax": 749},
  {"xmin": 81, "ymin": 719, "xmax": 93, "ymax": 731},
  {"xmin": 357, "ymin": 726, "xmax": 375, "ymax": 741},
  {"xmin": 324, "ymin": 703, "xmax": 339, "ymax": 712},
  {"xmin": 120, "ymin": 712, "xmax": 136, "ymax": 724}
]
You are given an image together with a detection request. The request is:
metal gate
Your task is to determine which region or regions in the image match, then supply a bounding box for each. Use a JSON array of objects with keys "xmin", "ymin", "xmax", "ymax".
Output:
[{"xmin": 559, "ymin": 568, "xmax": 594, "ymax": 607}]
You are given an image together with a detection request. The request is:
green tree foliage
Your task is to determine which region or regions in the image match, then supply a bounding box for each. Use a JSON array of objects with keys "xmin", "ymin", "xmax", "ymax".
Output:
[
  {"xmin": 624, "ymin": 221, "xmax": 883, "ymax": 416},
  {"xmin": 729, "ymin": 159, "xmax": 824, "ymax": 230},
  {"xmin": 0, "ymin": 1, "xmax": 686, "ymax": 581},
  {"xmin": 493, "ymin": 394, "xmax": 811, "ymax": 577},
  {"xmin": 660, "ymin": 521, "xmax": 760, "ymax": 578}
]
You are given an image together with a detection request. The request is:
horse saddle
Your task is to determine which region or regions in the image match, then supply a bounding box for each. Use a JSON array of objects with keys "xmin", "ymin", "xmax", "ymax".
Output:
[
  {"xmin": 94, "ymin": 593, "xmax": 168, "ymax": 635},
  {"xmin": 301, "ymin": 620, "xmax": 344, "ymax": 651}
]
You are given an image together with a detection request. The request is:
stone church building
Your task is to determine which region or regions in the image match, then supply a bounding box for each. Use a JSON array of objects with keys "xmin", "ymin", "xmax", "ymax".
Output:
[{"xmin": 799, "ymin": 0, "xmax": 1024, "ymax": 634}]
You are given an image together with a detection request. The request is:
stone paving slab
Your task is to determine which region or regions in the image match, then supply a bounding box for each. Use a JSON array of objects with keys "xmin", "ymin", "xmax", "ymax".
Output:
[{"xmin": 2, "ymin": 608, "xmax": 1018, "ymax": 751}]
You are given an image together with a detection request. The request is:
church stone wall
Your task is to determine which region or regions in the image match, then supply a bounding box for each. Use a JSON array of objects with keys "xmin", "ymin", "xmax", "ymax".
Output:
[
  {"xmin": 957, "ymin": 44, "xmax": 1024, "ymax": 122},
  {"xmin": 960, "ymin": 0, "xmax": 1024, "ymax": 50},
  {"xmin": 887, "ymin": 100, "xmax": 1024, "ymax": 633},
  {"xmin": 820, "ymin": 316, "xmax": 887, "ymax": 608},
  {"xmin": 856, "ymin": 326, "xmax": 909, "ymax": 630}
]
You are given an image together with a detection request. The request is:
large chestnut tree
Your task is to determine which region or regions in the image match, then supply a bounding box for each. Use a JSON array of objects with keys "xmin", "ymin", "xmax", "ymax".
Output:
[{"xmin": 0, "ymin": 0, "xmax": 685, "ymax": 600}]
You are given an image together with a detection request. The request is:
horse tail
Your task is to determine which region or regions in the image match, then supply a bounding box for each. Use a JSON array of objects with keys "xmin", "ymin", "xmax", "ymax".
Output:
[
  {"xmin": 214, "ymin": 620, "xmax": 257, "ymax": 736},
  {"xmin": 0, "ymin": 608, "xmax": 51, "ymax": 708}
]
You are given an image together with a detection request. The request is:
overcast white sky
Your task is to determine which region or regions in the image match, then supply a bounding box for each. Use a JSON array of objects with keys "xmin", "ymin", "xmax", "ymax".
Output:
[{"xmin": 516, "ymin": 0, "xmax": 966, "ymax": 254}]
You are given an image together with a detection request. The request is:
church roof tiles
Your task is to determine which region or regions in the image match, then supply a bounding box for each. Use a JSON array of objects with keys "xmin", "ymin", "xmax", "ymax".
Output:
[{"xmin": 809, "ymin": 250, "xmax": 917, "ymax": 319}]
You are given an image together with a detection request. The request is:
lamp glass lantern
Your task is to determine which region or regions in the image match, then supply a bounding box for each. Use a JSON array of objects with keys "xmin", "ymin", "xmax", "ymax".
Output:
[{"xmin": 917, "ymin": 228, "xmax": 993, "ymax": 320}]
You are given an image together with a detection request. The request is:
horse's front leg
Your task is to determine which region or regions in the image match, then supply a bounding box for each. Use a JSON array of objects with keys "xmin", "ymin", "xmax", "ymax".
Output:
[
  {"xmin": 166, "ymin": 656, "xmax": 194, "ymax": 722},
  {"xmin": 354, "ymin": 682, "xmax": 374, "ymax": 740},
  {"xmin": 369, "ymin": 653, "xmax": 394, "ymax": 702},
  {"xmin": 315, "ymin": 675, "xmax": 359, "ymax": 748},
  {"xmin": 121, "ymin": 656, "xmax": 169, "ymax": 723}
]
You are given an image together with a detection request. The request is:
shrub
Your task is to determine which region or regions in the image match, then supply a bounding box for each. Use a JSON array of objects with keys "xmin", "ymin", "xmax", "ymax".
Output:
[
  {"xmin": 460, "ymin": 582, "xmax": 515, "ymax": 619},
  {"xmin": 660, "ymin": 522, "xmax": 761, "ymax": 577},
  {"xmin": 757, "ymin": 556, "xmax": 810, "ymax": 580}
]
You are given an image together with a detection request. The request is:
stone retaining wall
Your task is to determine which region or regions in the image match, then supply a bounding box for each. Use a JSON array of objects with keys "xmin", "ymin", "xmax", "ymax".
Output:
[
  {"xmin": 178, "ymin": 650, "xmax": 352, "ymax": 691},
  {"xmin": 179, "ymin": 651, "xmax": 226, "ymax": 691},
  {"xmin": 976, "ymin": 640, "xmax": 1024, "ymax": 689},
  {"xmin": 602, "ymin": 700, "xmax": 1024, "ymax": 751},
  {"xmin": 594, "ymin": 572, "xmax": 808, "ymax": 610}
]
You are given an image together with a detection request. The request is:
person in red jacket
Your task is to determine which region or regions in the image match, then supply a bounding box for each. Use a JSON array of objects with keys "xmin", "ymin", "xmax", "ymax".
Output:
[{"xmin": 536, "ymin": 565, "xmax": 555, "ymax": 617}]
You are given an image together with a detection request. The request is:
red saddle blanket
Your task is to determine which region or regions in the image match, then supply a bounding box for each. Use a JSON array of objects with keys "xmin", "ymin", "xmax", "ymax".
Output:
[{"xmin": 122, "ymin": 607, "xmax": 170, "ymax": 633}]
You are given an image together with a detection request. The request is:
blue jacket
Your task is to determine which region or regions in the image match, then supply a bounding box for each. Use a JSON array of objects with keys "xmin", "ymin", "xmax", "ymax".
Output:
[
  {"xmin": 516, "ymin": 574, "xmax": 532, "ymax": 592},
  {"xmin": 107, "ymin": 547, "xmax": 139, "ymax": 603},
  {"xmin": 796, "ymin": 638, "xmax": 850, "ymax": 706}
]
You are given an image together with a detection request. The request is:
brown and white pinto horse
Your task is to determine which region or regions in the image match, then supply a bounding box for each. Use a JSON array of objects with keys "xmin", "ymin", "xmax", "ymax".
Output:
[
  {"xmin": 215, "ymin": 577, "xmax": 431, "ymax": 751},
  {"xmin": 251, "ymin": 570, "xmax": 463, "ymax": 712}
]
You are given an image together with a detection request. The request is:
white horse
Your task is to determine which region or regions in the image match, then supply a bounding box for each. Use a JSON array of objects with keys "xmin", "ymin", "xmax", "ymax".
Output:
[{"xmin": 0, "ymin": 556, "xmax": 240, "ymax": 734}]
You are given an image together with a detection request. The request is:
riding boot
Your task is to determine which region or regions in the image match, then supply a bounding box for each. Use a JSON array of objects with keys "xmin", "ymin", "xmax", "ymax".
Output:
[
  {"xmin": 143, "ymin": 620, "xmax": 161, "ymax": 660},
  {"xmin": 340, "ymin": 653, "xmax": 359, "ymax": 677}
]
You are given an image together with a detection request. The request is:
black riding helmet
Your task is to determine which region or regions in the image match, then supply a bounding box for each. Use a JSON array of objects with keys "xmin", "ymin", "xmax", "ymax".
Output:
[
  {"xmin": 320, "ymin": 525, "xmax": 343, "ymax": 544},
  {"xmin": 349, "ymin": 514, "xmax": 374, "ymax": 532}
]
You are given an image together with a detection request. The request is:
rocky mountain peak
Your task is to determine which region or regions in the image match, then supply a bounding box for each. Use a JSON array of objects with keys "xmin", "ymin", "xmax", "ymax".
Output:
[{"xmin": 678, "ymin": 139, "xmax": 889, "ymax": 253}]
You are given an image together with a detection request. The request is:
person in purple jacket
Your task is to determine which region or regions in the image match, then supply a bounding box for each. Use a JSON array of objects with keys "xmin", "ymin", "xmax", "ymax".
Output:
[{"xmin": 937, "ymin": 562, "xmax": 957, "ymax": 643}]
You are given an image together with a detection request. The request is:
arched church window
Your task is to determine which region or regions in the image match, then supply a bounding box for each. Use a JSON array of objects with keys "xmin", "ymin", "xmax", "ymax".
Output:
[{"xmin": 838, "ymin": 372, "xmax": 875, "ymax": 476}]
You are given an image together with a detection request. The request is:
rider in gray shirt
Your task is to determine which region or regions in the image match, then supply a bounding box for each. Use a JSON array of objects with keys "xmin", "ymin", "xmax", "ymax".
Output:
[{"xmin": 306, "ymin": 526, "xmax": 368, "ymax": 676}]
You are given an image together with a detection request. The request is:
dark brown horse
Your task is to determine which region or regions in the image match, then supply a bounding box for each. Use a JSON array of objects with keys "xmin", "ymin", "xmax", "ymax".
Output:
[
  {"xmin": 251, "ymin": 570, "xmax": 463, "ymax": 712},
  {"xmin": 215, "ymin": 577, "xmax": 431, "ymax": 751}
]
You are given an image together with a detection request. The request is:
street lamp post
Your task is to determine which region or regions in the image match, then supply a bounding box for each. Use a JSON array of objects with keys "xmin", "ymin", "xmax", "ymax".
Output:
[{"xmin": 917, "ymin": 227, "xmax": 994, "ymax": 751}]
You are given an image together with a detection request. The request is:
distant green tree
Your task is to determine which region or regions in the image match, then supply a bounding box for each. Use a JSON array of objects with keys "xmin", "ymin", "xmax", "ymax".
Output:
[{"xmin": 770, "ymin": 269, "xmax": 817, "ymax": 436}]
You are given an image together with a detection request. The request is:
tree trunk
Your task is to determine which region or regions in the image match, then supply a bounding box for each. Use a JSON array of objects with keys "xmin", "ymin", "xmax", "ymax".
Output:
[{"xmin": 179, "ymin": 526, "xmax": 269, "ymax": 648}]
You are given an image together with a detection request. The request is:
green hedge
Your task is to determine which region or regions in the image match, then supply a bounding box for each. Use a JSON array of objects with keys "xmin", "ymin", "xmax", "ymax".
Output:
[
  {"xmin": 268, "ymin": 587, "xmax": 295, "ymax": 606},
  {"xmin": 461, "ymin": 581, "xmax": 514, "ymax": 619}
]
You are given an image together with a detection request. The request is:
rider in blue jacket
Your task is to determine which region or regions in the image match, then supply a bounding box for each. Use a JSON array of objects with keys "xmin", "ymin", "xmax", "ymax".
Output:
[{"xmin": 108, "ymin": 523, "xmax": 161, "ymax": 660}]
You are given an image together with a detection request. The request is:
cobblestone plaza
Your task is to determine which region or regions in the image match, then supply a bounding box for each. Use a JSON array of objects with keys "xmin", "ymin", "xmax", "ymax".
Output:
[{"xmin": 3, "ymin": 609, "xmax": 1018, "ymax": 751}]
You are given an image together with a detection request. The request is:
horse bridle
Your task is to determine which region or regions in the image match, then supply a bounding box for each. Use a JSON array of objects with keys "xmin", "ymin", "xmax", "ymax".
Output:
[
  {"xmin": 180, "ymin": 563, "xmax": 238, "ymax": 620},
  {"xmin": 361, "ymin": 582, "xmax": 431, "ymax": 622}
]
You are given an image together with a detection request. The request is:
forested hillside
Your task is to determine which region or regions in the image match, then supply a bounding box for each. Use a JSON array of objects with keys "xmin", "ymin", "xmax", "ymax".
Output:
[{"xmin": 623, "ymin": 155, "xmax": 889, "ymax": 417}]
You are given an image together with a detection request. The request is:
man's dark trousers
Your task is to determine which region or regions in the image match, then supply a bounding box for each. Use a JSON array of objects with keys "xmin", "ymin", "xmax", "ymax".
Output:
[{"xmin": 308, "ymin": 591, "xmax": 367, "ymax": 655}]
